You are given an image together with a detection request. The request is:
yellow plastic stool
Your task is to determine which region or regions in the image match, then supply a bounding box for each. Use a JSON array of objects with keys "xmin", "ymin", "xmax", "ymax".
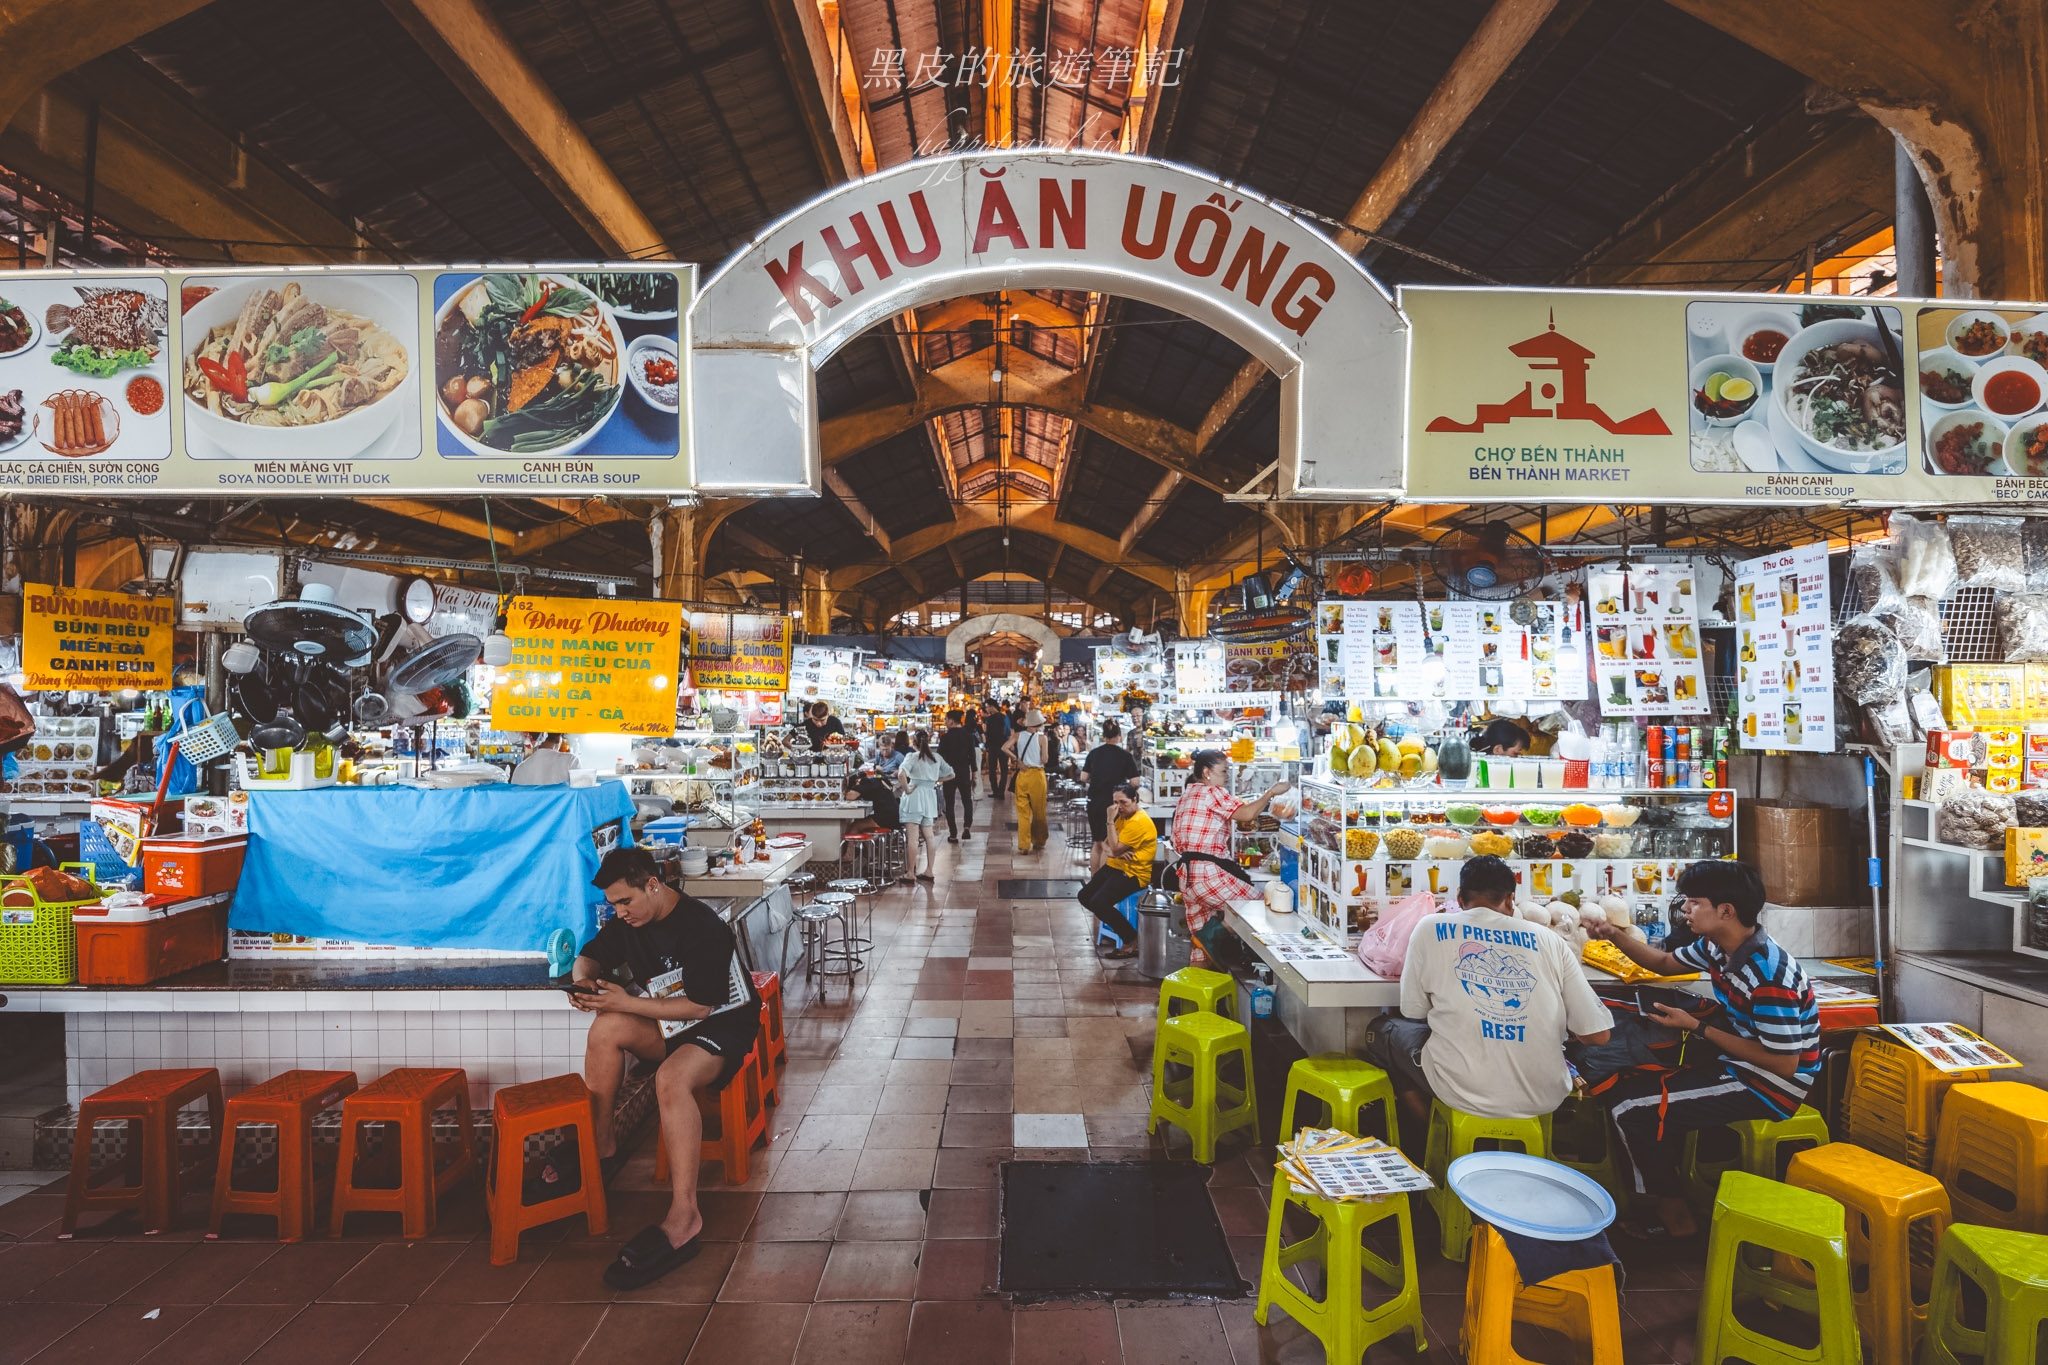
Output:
[
  {"xmin": 1922, "ymin": 1223, "xmax": 2048, "ymax": 1365},
  {"xmin": 1157, "ymin": 966, "xmax": 1238, "ymax": 1023},
  {"xmin": 1147, "ymin": 1011, "xmax": 1258, "ymax": 1163},
  {"xmin": 1932, "ymin": 1080, "xmax": 2048, "ymax": 1233},
  {"xmin": 1552, "ymin": 1096, "xmax": 1626, "ymax": 1205},
  {"xmin": 1784, "ymin": 1142, "xmax": 1951, "ymax": 1365},
  {"xmin": 1460, "ymin": 1222, "xmax": 1623, "ymax": 1365},
  {"xmin": 1845, "ymin": 1030, "xmax": 1993, "ymax": 1171},
  {"xmin": 1423, "ymin": 1100, "xmax": 1551, "ymax": 1261},
  {"xmin": 1277, "ymin": 1054, "xmax": 1399, "ymax": 1147},
  {"xmin": 1254, "ymin": 1175, "xmax": 1427, "ymax": 1361},
  {"xmin": 1682, "ymin": 1104, "xmax": 1829, "ymax": 1211},
  {"xmin": 1696, "ymin": 1170, "xmax": 1861, "ymax": 1365}
]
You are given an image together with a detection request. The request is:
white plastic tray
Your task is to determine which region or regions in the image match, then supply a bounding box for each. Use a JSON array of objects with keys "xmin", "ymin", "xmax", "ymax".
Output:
[{"xmin": 1447, "ymin": 1152, "xmax": 1615, "ymax": 1241}]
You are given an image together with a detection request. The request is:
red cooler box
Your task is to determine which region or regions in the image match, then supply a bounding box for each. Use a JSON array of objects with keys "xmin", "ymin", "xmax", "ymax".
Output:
[
  {"xmin": 73, "ymin": 893, "xmax": 232, "ymax": 985},
  {"xmin": 140, "ymin": 833, "xmax": 248, "ymax": 897}
]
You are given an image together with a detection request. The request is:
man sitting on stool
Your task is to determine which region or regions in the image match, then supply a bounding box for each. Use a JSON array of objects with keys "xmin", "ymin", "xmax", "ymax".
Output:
[
  {"xmin": 568, "ymin": 846, "xmax": 762, "ymax": 1290},
  {"xmin": 1364, "ymin": 855, "xmax": 1612, "ymax": 1137},
  {"xmin": 1076, "ymin": 782, "xmax": 1155, "ymax": 960}
]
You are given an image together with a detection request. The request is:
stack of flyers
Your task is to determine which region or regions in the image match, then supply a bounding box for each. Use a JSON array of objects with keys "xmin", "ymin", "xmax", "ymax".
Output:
[
  {"xmin": 1808, "ymin": 978, "xmax": 1879, "ymax": 1007},
  {"xmin": 1276, "ymin": 1128, "xmax": 1432, "ymax": 1201},
  {"xmin": 1882, "ymin": 1023, "xmax": 2022, "ymax": 1074}
]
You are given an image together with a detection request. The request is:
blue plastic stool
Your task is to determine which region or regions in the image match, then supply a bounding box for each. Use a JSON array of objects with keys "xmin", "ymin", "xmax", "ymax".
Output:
[{"xmin": 1094, "ymin": 892, "xmax": 1142, "ymax": 948}]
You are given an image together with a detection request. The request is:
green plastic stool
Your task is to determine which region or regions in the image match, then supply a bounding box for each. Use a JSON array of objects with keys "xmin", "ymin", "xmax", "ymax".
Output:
[
  {"xmin": 1422, "ymin": 1100, "xmax": 1550, "ymax": 1261},
  {"xmin": 1695, "ymin": 1170, "xmax": 1861, "ymax": 1365},
  {"xmin": 1147, "ymin": 1011, "xmax": 1258, "ymax": 1163},
  {"xmin": 1158, "ymin": 966, "xmax": 1238, "ymax": 1023},
  {"xmin": 1551, "ymin": 1096, "xmax": 1628, "ymax": 1204},
  {"xmin": 1255, "ymin": 1174, "xmax": 1427, "ymax": 1361},
  {"xmin": 1683, "ymin": 1104, "xmax": 1829, "ymax": 1211},
  {"xmin": 1922, "ymin": 1223, "xmax": 2048, "ymax": 1365},
  {"xmin": 1277, "ymin": 1054, "xmax": 1400, "ymax": 1147}
]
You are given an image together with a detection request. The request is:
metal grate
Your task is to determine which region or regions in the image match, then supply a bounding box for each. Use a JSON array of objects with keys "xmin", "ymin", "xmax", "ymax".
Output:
[{"xmin": 1834, "ymin": 579, "xmax": 2000, "ymax": 663}]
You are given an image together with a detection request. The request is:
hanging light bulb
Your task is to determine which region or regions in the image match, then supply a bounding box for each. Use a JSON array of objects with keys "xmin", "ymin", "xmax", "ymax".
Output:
[{"xmin": 483, "ymin": 611, "xmax": 513, "ymax": 667}]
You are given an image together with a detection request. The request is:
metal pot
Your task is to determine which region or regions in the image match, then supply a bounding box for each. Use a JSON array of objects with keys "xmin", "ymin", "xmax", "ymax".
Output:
[{"xmin": 1136, "ymin": 889, "xmax": 1190, "ymax": 980}]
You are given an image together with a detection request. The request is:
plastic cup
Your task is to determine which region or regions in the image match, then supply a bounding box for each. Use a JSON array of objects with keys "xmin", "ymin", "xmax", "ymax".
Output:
[
  {"xmin": 1512, "ymin": 758, "xmax": 1540, "ymax": 790},
  {"xmin": 1539, "ymin": 759, "xmax": 1567, "ymax": 789}
]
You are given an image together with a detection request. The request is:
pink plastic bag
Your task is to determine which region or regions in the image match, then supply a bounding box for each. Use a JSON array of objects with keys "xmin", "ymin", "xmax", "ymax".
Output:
[{"xmin": 1355, "ymin": 890, "xmax": 1447, "ymax": 978}]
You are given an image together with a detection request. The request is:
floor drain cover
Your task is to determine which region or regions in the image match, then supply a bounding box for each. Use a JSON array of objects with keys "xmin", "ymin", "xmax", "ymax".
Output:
[
  {"xmin": 999, "ymin": 1160, "xmax": 1244, "ymax": 1298},
  {"xmin": 997, "ymin": 880, "xmax": 1084, "ymax": 899}
]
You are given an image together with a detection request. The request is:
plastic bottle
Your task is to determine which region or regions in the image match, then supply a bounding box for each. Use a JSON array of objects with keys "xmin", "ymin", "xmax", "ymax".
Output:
[{"xmin": 1249, "ymin": 967, "xmax": 1276, "ymax": 1019}]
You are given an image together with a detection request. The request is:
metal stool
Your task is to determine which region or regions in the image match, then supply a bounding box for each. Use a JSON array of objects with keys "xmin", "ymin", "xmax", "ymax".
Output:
[
  {"xmin": 877, "ymin": 826, "xmax": 909, "ymax": 884},
  {"xmin": 786, "ymin": 871, "xmax": 817, "ymax": 908},
  {"xmin": 839, "ymin": 831, "xmax": 883, "ymax": 889},
  {"xmin": 827, "ymin": 878, "xmax": 876, "ymax": 951},
  {"xmin": 783, "ymin": 893, "xmax": 862, "ymax": 982},
  {"xmin": 1064, "ymin": 799, "xmax": 1093, "ymax": 849}
]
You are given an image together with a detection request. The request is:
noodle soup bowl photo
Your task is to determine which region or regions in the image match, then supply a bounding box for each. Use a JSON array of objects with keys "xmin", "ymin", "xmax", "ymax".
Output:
[
  {"xmin": 1771, "ymin": 316, "xmax": 1907, "ymax": 473},
  {"xmin": 1970, "ymin": 354, "xmax": 2048, "ymax": 423},
  {"xmin": 182, "ymin": 274, "xmax": 419, "ymax": 461},
  {"xmin": 433, "ymin": 272, "xmax": 626, "ymax": 459}
]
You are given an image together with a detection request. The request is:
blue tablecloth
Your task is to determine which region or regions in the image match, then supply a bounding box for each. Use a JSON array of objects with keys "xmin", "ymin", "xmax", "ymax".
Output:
[{"xmin": 230, "ymin": 782, "xmax": 636, "ymax": 952}]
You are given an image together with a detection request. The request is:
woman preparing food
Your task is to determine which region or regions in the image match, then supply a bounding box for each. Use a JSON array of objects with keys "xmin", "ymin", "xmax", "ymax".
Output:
[{"xmin": 1170, "ymin": 750, "xmax": 1289, "ymax": 966}]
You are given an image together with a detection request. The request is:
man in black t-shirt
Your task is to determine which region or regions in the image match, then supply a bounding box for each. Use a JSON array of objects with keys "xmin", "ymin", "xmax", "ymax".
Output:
[
  {"xmin": 570, "ymin": 847, "xmax": 762, "ymax": 1290},
  {"xmin": 981, "ymin": 705, "xmax": 1012, "ymax": 797},
  {"xmin": 800, "ymin": 701, "xmax": 846, "ymax": 751},
  {"xmin": 937, "ymin": 708, "xmax": 978, "ymax": 842},
  {"xmin": 1082, "ymin": 719, "xmax": 1141, "ymax": 873}
]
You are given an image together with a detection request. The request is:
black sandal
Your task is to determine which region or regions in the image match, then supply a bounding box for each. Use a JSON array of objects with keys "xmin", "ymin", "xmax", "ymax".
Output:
[{"xmin": 604, "ymin": 1224, "xmax": 702, "ymax": 1290}]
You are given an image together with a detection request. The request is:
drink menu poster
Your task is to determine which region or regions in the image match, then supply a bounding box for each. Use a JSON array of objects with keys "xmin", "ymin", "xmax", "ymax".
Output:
[
  {"xmin": 1734, "ymin": 541, "xmax": 1836, "ymax": 752},
  {"xmin": 1316, "ymin": 599, "xmax": 1586, "ymax": 703},
  {"xmin": 1586, "ymin": 562, "xmax": 1709, "ymax": 716}
]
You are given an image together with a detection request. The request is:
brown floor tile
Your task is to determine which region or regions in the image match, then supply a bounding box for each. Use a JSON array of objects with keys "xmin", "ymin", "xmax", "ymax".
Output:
[
  {"xmin": 873, "ymin": 1085, "xmax": 949, "ymax": 1114},
  {"xmin": 139, "ymin": 1303, "xmax": 302, "ymax": 1365},
  {"xmin": 925, "ymin": 1186, "xmax": 999, "ymax": 1239},
  {"xmin": 28, "ymin": 1242, "xmax": 191, "ymax": 1303},
  {"xmin": 0, "ymin": 1301, "xmax": 101, "ymax": 1365},
  {"xmin": 766, "ymin": 1150, "xmax": 860, "ymax": 1192},
  {"xmin": 683, "ymin": 1301, "xmax": 809, "ymax": 1365},
  {"xmin": 1013, "ymin": 1017, "xmax": 1069, "ymax": 1037},
  {"xmin": 793, "ymin": 1301, "xmax": 912, "ymax": 1365},
  {"xmin": 462, "ymin": 1301, "xmax": 608, "ymax": 1363},
  {"xmin": 913, "ymin": 1236, "xmax": 998, "ymax": 1300},
  {"xmin": 1209, "ymin": 1186, "xmax": 1269, "ymax": 1239},
  {"xmin": 417, "ymin": 1239, "xmax": 543, "ymax": 1303},
  {"xmin": 0, "ymin": 1242, "xmax": 106, "ymax": 1302},
  {"xmin": 1117, "ymin": 1302, "xmax": 1232, "ymax": 1365},
  {"xmin": 815, "ymin": 1241, "xmax": 921, "ymax": 1300},
  {"xmin": 240, "ymin": 1304, "xmax": 404, "ymax": 1365},
  {"xmin": 940, "ymin": 1112, "xmax": 1014, "ymax": 1147},
  {"xmin": 863, "ymin": 1113, "xmax": 943, "ymax": 1150},
  {"xmin": 574, "ymin": 1302, "xmax": 709, "ymax": 1360},
  {"xmin": 350, "ymin": 1302, "xmax": 505, "ymax": 1365},
  {"xmin": 954, "ymin": 1038, "xmax": 1014, "ymax": 1060},
  {"xmin": 836, "ymin": 1190, "xmax": 927, "ymax": 1241},
  {"xmin": 697, "ymin": 1190, "xmax": 764, "ymax": 1241},
  {"xmin": 719, "ymin": 1239, "xmax": 830, "ymax": 1302},
  {"xmin": 510, "ymin": 1241, "xmax": 623, "ymax": 1304},
  {"xmin": 851, "ymin": 1148, "xmax": 936, "ymax": 1191},
  {"xmin": 906, "ymin": 1300, "xmax": 1013, "ymax": 1365},
  {"xmin": 117, "ymin": 1242, "xmax": 281, "ymax": 1306},
  {"xmin": 317, "ymin": 1240, "xmax": 465, "ymax": 1304},
  {"xmin": 26, "ymin": 1303, "xmax": 202, "ymax": 1364},
  {"xmin": 748, "ymin": 1192, "xmax": 847, "ymax": 1242},
  {"xmin": 0, "ymin": 1192, "xmax": 65, "ymax": 1241},
  {"xmin": 933, "ymin": 1147, "xmax": 1010, "ymax": 1187},
  {"xmin": 952, "ymin": 1058, "xmax": 1016, "ymax": 1085},
  {"xmin": 1014, "ymin": 1303, "xmax": 1122, "ymax": 1365},
  {"xmin": 963, "ymin": 982, "xmax": 1016, "ymax": 1001},
  {"xmin": 948, "ymin": 1085, "xmax": 1016, "ymax": 1114}
]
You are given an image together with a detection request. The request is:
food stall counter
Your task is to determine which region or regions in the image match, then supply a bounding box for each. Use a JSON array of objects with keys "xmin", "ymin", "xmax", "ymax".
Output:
[{"xmin": 681, "ymin": 839, "xmax": 809, "ymax": 898}]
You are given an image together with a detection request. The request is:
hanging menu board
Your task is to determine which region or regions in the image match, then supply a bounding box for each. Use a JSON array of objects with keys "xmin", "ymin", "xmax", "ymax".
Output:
[
  {"xmin": 1173, "ymin": 642, "xmax": 1230, "ymax": 707},
  {"xmin": 1094, "ymin": 648, "xmax": 1168, "ymax": 705},
  {"xmin": 1734, "ymin": 542, "xmax": 1836, "ymax": 751},
  {"xmin": 502, "ymin": 595, "xmax": 683, "ymax": 735},
  {"xmin": 687, "ymin": 613, "xmax": 793, "ymax": 691},
  {"xmin": 22, "ymin": 583, "xmax": 174, "ymax": 692},
  {"xmin": 1315, "ymin": 599, "xmax": 1586, "ymax": 702},
  {"xmin": 788, "ymin": 645, "xmax": 857, "ymax": 705},
  {"xmin": 1586, "ymin": 562, "xmax": 1709, "ymax": 716}
]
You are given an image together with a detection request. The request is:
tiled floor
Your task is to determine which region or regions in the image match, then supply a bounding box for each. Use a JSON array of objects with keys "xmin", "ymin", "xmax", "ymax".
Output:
[{"xmin": 0, "ymin": 824, "xmax": 1714, "ymax": 1363}]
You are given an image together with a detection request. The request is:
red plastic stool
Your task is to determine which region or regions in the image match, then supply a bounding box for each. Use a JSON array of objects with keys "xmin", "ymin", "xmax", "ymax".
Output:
[
  {"xmin": 654, "ymin": 1041, "xmax": 771, "ymax": 1187},
  {"xmin": 206, "ymin": 1069, "xmax": 357, "ymax": 1243},
  {"xmin": 752, "ymin": 971, "xmax": 787, "ymax": 1105},
  {"xmin": 63, "ymin": 1067, "xmax": 223, "ymax": 1237},
  {"xmin": 330, "ymin": 1068, "xmax": 479, "ymax": 1239},
  {"xmin": 487, "ymin": 1074, "xmax": 608, "ymax": 1266}
]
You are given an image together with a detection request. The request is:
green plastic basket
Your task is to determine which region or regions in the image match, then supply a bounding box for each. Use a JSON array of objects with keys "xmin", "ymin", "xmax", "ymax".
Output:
[{"xmin": 0, "ymin": 863, "xmax": 101, "ymax": 985}]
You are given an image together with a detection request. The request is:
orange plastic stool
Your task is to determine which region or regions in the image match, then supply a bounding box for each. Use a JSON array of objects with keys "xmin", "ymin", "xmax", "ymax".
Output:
[
  {"xmin": 752, "ymin": 970, "xmax": 787, "ymax": 1105},
  {"xmin": 206, "ymin": 1069, "xmax": 357, "ymax": 1243},
  {"xmin": 486, "ymin": 1075, "xmax": 609, "ymax": 1266},
  {"xmin": 1933, "ymin": 1080, "xmax": 2048, "ymax": 1233},
  {"xmin": 1460, "ymin": 1222, "xmax": 1624, "ymax": 1364},
  {"xmin": 654, "ymin": 1041, "xmax": 771, "ymax": 1187},
  {"xmin": 330, "ymin": 1068, "xmax": 479, "ymax": 1239},
  {"xmin": 1846, "ymin": 1031, "xmax": 1994, "ymax": 1171},
  {"xmin": 63, "ymin": 1067, "xmax": 223, "ymax": 1237}
]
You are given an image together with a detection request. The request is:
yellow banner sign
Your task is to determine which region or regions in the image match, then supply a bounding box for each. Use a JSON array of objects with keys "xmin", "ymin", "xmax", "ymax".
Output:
[
  {"xmin": 498, "ymin": 595, "xmax": 682, "ymax": 735},
  {"xmin": 688, "ymin": 613, "xmax": 795, "ymax": 691},
  {"xmin": 23, "ymin": 583, "xmax": 174, "ymax": 692}
]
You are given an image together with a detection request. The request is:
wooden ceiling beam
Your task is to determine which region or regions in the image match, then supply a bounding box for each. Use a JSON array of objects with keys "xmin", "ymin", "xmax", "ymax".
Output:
[
  {"xmin": 0, "ymin": 0, "xmax": 211, "ymax": 131},
  {"xmin": 356, "ymin": 499, "xmax": 518, "ymax": 549},
  {"xmin": 822, "ymin": 505, "xmax": 1177, "ymax": 595},
  {"xmin": 822, "ymin": 467, "xmax": 891, "ymax": 555},
  {"xmin": 1120, "ymin": 470, "xmax": 1183, "ymax": 553},
  {"xmin": 381, "ymin": 0, "xmax": 668, "ymax": 258}
]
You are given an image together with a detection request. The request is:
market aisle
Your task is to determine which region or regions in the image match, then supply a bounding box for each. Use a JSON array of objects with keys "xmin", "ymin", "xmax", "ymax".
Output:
[{"xmin": 0, "ymin": 832, "xmax": 1708, "ymax": 1364}]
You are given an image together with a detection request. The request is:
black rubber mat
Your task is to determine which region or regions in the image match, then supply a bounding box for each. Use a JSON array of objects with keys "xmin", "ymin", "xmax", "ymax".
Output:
[
  {"xmin": 996, "ymin": 879, "xmax": 1084, "ymax": 898},
  {"xmin": 998, "ymin": 1161, "xmax": 1244, "ymax": 1299}
]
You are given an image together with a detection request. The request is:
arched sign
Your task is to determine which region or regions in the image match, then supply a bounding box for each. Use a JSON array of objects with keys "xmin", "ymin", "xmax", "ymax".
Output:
[
  {"xmin": 945, "ymin": 611, "xmax": 1062, "ymax": 665},
  {"xmin": 691, "ymin": 151, "xmax": 1406, "ymax": 500}
]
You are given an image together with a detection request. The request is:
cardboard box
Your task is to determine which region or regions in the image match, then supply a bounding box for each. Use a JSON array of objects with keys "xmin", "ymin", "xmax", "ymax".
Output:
[
  {"xmin": 1740, "ymin": 799, "xmax": 1861, "ymax": 907},
  {"xmin": 1926, "ymin": 730, "xmax": 1977, "ymax": 769},
  {"xmin": 1934, "ymin": 664, "xmax": 2024, "ymax": 728},
  {"xmin": 2007, "ymin": 827, "xmax": 2048, "ymax": 886}
]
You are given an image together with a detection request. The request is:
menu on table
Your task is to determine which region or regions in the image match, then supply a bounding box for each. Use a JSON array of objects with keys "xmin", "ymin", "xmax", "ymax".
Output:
[
  {"xmin": 1734, "ymin": 541, "xmax": 1836, "ymax": 751},
  {"xmin": 1586, "ymin": 561, "xmax": 1709, "ymax": 716},
  {"xmin": 1882, "ymin": 1022, "xmax": 2023, "ymax": 1073}
]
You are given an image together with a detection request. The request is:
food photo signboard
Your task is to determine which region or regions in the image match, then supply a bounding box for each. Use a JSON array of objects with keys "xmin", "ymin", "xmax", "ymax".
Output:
[
  {"xmin": 22, "ymin": 583, "xmax": 175, "ymax": 692},
  {"xmin": 0, "ymin": 265, "xmax": 691, "ymax": 495},
  {"xmin": 687, "ymin": 612, "xmax": 794, "ymax": 692},
  {"xmin": 1402, "ymin": 285, "xmax": 2048, "ymax": 506},
  {"xmin": 499, "ymin": 595, "xmax": 684, "ymax": 734}
]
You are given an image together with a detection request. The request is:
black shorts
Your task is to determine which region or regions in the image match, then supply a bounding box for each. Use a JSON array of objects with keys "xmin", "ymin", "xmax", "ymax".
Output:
[
  {"xmin": 664, "ymin": 1002, "xmax": 764, "ymax": 1094},
  {"xmin": 1087, "ymin": 797, "xmax": 1111, "ymax": 842}
]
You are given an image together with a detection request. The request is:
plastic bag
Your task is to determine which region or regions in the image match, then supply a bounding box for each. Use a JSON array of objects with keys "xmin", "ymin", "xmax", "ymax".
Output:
[
  {"xmin": 1847, "ymin": 542, "xmax": 1904, "ymax": 617},
  {"xmin": 1996, "ymin": 593, "xmax": 2048, "ymax": 662},
  {"xmin": 1892, "ymin": 513, "xmax": 1957, "ymax": 600},
  {"xmin": 2016, "ymin": 793, "xmax": 2048, "ymax": 827},
  {"xmin": 1835, "ymin": 614, "xmax": 1906, "ymax": 705},
  {"xmin": 1876, "ymin": 595, "xmax": 1946, "ymax": 663},
  {"xmin": 1863, "ymin": 694, "xmax": 1916, "ymax": 748},
  {"xmin": 1355, "ymin": 888, "xmax": 1445, "ymax": 978},
  {"xmin": 1936, "ymin": 786, "xmax": 2013, "ymax": 849},
  {"xmin": 2024, "ymin": 519, "xmax": 2048, "ymax": 591},
  {"xmin": 1948, "ymin": 514, "xmax": 2028, "ymax": 593}
]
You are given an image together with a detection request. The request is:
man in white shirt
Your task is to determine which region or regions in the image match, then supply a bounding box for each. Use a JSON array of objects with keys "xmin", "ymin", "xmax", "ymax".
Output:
[{"xmin": 1364, "ymin": 856, "xmax": 1612, "ymax": 1128}]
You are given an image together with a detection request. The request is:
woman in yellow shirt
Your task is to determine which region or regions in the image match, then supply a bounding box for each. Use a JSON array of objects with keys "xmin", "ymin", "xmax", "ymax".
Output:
[{"xmin": 1077, "ymin": 783, "xmax": 1156, "ymax": 960}]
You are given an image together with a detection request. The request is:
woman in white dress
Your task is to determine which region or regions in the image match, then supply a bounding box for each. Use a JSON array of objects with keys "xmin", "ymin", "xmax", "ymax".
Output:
[{"xmin": 896, "ymin": 728, "xmax": 950, "ymax": 883}]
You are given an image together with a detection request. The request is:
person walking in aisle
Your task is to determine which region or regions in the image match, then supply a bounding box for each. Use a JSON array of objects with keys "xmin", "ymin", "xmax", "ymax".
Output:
[
  {"xmin": 895, "ymin": 729, "xmax": 948, "ymax": 883},
  {"xmin": 1005, "ymin": 708, "xmax": 1050, "ymax": 854},
  {"xmin": 982, "ymin": 704, "xmax": 1012, "ymax": 798},
  {"xmin": 937, "ymin": 709, "xmax": 978, "ymax": 842}
]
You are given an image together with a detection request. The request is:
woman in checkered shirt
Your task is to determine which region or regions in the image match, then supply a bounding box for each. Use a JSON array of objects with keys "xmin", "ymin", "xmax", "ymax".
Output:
[{"xmin": 1170, "ymin": 750, "xmax": 1289, "ymax": 965}]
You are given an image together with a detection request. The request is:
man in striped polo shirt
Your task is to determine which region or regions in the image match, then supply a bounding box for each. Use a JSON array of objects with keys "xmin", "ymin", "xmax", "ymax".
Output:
[{"xmin": 1583, "ymin": 860, "xmax": 1819, "ymax": 1239}]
